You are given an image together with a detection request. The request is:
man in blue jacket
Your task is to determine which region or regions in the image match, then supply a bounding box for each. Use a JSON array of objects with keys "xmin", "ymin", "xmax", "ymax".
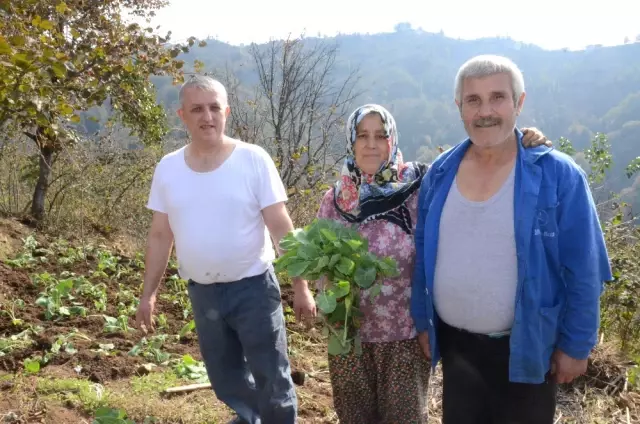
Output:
[{"xmin": 411, "ymin": 55, "xmax": 612, "ymax": 424}]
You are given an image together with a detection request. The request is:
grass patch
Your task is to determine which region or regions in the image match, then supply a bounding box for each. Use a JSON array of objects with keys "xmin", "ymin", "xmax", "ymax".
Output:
[
  {"xmin": 130, "ymin": 370, "xmax": 179, "ymax": 394},
  {"xmin": 36, "ymin": 376, "xmax": 111, "ymax": 412},
  {"xmin": 106, "ymin": 370, "xmax": 232, "ymax": 424}
]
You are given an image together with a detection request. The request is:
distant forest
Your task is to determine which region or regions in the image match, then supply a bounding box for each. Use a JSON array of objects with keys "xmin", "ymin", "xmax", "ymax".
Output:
[{"xmin": 78, "ymin": 24, "xmax": 640, "ymax": 212}]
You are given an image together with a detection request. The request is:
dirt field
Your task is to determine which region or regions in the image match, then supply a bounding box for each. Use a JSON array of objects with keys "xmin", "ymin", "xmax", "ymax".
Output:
[{"xmin": 0, "ymin": 218, "xmax": 638, "ymax": 423}]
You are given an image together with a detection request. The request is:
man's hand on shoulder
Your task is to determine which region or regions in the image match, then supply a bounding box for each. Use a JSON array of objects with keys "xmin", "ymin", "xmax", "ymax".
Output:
[{"xmin": 550, "ymin": 349, "xmax": 588, "ymax": 384}]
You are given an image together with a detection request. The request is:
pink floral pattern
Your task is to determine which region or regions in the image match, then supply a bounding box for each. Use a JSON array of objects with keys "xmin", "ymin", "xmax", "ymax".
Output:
[{"xmin": 317, "ymin": 187, "xmax": 419, "ymax": 343}]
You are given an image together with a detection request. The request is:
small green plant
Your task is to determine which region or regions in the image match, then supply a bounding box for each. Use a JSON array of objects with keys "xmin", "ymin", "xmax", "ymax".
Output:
[
  {"xmin": 35, "ymin": 279, "xmax": 88, "ymax": 320},
  {"xmin": 171, "ymin": 354, "xmax": 208, "ymax": 383},
  {"xmin": 103, "ymin": 315, "xmax": 134, "ymax": 334},
  {"xmin": 23, "ymin": 330, "xmax": 89, "ymax": 373},
  {"xmin": 92, "ymin": 407, "xmax": 135, "ymax": 424},
  {"xmin": 275, "ymin": 218, "xmax": 399, "ymax": 356},
  {"xmin": 0, "ymin": 328, "xmax": 37, "ymax": 357},
  {"xmin": 128, "ymin": 335, "xmax": 171, "ymax": 364},
  {"xmin": 1, "ymin": 298, "xmax": 25, "ymax": 326},
  {"xmin": 4, "ymin": 235, "xmax": 48, "ymax": 268}
]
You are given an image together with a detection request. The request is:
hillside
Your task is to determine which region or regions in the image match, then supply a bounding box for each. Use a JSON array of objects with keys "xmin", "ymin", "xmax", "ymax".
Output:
[
  {"xmin": 68, "ymin": 28, "xmax": 640, "ymax": 212},
  {"xmin": 146, "ymin": 30, "xmax": 640, "ymax": 207}
]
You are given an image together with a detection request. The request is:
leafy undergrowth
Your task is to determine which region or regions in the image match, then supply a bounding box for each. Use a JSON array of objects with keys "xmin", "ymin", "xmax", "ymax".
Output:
[{"xmin": 0, "ymin": 218, "xmax": 638, "ymax": 423}]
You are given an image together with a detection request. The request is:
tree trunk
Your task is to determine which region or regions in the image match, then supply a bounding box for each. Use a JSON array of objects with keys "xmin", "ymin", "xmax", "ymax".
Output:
[{"xmin": 31, "ymin": 145, "xmax": 54, "ymax": 222}]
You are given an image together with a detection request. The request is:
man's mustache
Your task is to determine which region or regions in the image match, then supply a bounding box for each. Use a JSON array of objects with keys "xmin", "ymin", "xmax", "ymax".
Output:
[{"xmin": 473, "ymin": 117, "xmax": 502, "ymax": 127}]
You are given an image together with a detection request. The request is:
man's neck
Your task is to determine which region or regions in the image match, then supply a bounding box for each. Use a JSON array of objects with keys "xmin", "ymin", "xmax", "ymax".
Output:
[
  {"xmin": 467, "ymin": 134, "xmax": 517, "ymax": 167},
  {"xmin": 188, "ymin": 136, "xmax": 227, "ymax": 158}
]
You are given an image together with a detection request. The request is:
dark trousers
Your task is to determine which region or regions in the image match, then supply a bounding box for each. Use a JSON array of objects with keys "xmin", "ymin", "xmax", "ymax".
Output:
[
  {"xmin": 187, "ymin": 269, "xmax": 297, "ymax": 424},
  {"xmin": 438, "ymin": 320, "xmax": 557, "ymax": 424}
]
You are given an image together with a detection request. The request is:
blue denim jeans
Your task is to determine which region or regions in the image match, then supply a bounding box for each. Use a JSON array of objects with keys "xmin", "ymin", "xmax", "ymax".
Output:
[{"xmin": 187, "ymin": 269, "xmax": 297, "ymax": 424}]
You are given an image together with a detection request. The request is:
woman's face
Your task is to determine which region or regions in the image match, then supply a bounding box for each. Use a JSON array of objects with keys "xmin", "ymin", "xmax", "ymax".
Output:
[{"xmin": 353, "ymin": 113, "xmax": 390, "ymax": 175}]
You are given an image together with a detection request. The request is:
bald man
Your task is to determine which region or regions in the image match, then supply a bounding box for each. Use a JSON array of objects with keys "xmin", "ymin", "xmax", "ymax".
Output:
[{"xmin": 135, "ymin": 76, "xmax": 316, "ymax": 424}]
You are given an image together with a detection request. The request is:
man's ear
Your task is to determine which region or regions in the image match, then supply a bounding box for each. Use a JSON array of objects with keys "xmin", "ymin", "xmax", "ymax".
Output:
[
  {"xmin": 516, "ymin": 92, "xmax": 526, "ymax": 116},
  {"xmin": 225, "ymin": 105, "xmax": 231, "ymax": 118},
  {"xmin": 177, "ymin": 107, "xmax": 185, "ymax": 122}
]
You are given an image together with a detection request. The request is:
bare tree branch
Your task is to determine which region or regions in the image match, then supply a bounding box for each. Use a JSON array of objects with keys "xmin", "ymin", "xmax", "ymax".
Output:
[{"xmin": 225, "ymin": 35, "xmax": 360, "ymax": 210}]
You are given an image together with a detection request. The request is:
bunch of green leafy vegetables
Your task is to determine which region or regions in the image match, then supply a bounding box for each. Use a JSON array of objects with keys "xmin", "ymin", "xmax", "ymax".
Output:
[{"xmin": 275, "ymin": 218, "xmax": 399, "ymax": 355}]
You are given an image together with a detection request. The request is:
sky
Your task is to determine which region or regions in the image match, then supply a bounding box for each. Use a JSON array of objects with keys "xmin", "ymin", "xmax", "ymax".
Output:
[{"xmin": 141, "ymin": 0, "xmax": 638, "ymax": 51}]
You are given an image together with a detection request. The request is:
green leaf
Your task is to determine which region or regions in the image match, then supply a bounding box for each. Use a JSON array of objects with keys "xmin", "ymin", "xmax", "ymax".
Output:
[
  {"xmin": 11, "ymin": 53, "xmax": 31, "ymax": 69},
  {"xmin": 279, "ymin": 237, "xmax": 298, "ymax": 251},
  {"xmin": 309, "ymin": 255, "xmax": 329, "ymax": 274},
  {"xmin": 24, "ymin": 358, "xmax": 40, "ymax": 373},
  {"xmin": 354, "ymin": 265, "xmax": 377, "ymax": 288},
  {"xmin": 327, "ymin": 302, "xmax": 346, "ymax": 324},
  {"xmin": 316, "ymin": 290, "xmax": 337, "ymax": 314},
  {"xmin": 287, "ymin": 261, "xmax": 310, "ymax": 277},
  {"xmin": 59, "ymin": 103, "xmax": 74, "ymax": 115},
  {"xmin": 50, "ymin": 61, "xmax": 67, "ymax": 78},
  {"xmin": 70, "ymin": 114, "xmax": 81, "ymax": 124},
  {"xmin": 40, "ymin": 20, "xmax": 55, "ymax": 31},
  {"xmin": 353, "ymin": 335, "xmax": 362, "ymax": 355},
  {"xmin": 9, "ymin": 35, "xmax": 26, "ymax": 47},
  {"xmin": 377, "ymin": 257, "xmax": 400, "ymax": 277},
  {"xmin": 297, "ymin": 243, "xmax": 320, "ymax": 260},
  {"xmin": 345, "ymin": 239, "xmax": 363, "ymax": 250},
  {"xmin": 327, "ymin": 334, "xmax": 346, "ymax": 355},
  {"xmin": 332, "ymin": 280, "xmax": 350, "ymax": 298},
  {"xmin": 320, "ymin": 228, "xmax": 337, "ymax": 242},
  {"xmin": 369, "ymin": 283, "xmax": 382, "ymax": 301},
  {"xmin": 55, "ymin": 2, "xmax": 69, "ymax": 14},
  {"xmin": 0, "ymin": 37, "xmax": 12, "ymax": 55},
  {"xmin": 273, "ymin": 258, "xmax": 290, "ymax": 274},
  {"xmin": 335, "ymin": 257, "xmax": 355, "ymax": 276},
  {"xmin": 294, "ymin": 229, "xmax": 312, "ymax": 244},
  {"xmin": 69, "ymin": 306, "xmax": 87, "ymax": 316}
]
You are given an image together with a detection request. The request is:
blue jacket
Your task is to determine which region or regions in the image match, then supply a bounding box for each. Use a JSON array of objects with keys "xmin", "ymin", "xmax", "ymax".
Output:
[{"xmin": 410, "ymin": 129, "xmax": 613, "ymax": 384}]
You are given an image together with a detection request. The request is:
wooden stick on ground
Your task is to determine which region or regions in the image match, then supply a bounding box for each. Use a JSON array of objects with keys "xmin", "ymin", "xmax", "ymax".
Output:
[
  {"xmin": 164, "ymin": 382, "xmax": 212, "ymax": 394},
  {"xmin": 164, "ymin": 370, "xmax": 311, "ymax": 394}
]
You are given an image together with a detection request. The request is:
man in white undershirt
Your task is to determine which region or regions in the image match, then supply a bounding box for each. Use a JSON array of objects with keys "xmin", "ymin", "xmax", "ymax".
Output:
[
  {"xmin": 412, "ymin": 55, "xmax": 612, "ymax": 424},
  {"xmin": 134, "ymin": 75, "xmax": 317, "ymax": 424}
]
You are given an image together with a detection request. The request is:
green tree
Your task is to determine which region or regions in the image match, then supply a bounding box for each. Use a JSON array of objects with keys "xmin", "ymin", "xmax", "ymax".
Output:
[
  {"xmin": 0, "ymin": 0, "xmax": 203, "ymax": 222},
  {"xmin": 557, "ymin": 133, "xmax": 640, "ymax": 355}
]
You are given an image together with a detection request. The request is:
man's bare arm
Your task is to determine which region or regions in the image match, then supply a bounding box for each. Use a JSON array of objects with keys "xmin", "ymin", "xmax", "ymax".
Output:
[
  {"xmin": 141, "ymin": 212, "xmax": 174, "ymax": 300},
  {"xmin": 262, "ymin": 201, "xmax": 316, "ymax": 320},
  {"xmin": 262, "ymin": 202, "xmax": 303, "ymax": 277}
]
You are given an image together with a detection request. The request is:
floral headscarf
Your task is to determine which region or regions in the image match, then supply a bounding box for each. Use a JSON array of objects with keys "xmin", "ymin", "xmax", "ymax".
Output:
[{"xmin": 333, "ymin": 104, "xmax": 428, "ymax": 234}]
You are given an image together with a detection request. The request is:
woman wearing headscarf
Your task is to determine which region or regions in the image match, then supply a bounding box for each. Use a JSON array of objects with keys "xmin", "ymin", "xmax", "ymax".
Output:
[{"xmin": 316, "ymin": 104, "xmax": 548, "ymax": 423}]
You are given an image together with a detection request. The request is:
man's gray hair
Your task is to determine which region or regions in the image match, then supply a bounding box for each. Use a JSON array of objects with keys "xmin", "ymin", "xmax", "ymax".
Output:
[
  {"xmin": 178, "ymin": 75, "xmax": 228, "ymax": 106},
  {"xmin": 454, "ymin": 55, "xmax": 525, "ymax": 105}
]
